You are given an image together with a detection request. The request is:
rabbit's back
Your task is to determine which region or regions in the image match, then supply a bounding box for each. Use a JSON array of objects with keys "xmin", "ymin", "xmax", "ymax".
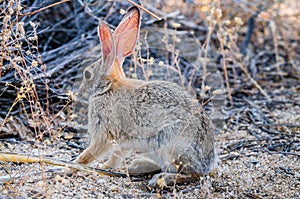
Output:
[{"xmin": 92, "ymin": 80, "xmax": 209, "ymax": 135}]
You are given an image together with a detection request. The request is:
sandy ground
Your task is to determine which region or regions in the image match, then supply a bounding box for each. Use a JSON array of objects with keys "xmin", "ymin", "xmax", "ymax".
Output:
[{"xmin": 1, "ymin": 99, "xmax": 299, "ymax": 198}]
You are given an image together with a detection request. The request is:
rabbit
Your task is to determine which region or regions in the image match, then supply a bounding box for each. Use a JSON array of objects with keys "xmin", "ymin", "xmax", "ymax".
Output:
[{"xmin": 75, "ymin": 6, "xmax": 216, "ymax": 187}]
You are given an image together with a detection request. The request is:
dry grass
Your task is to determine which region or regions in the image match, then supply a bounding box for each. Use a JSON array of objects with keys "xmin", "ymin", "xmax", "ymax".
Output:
[{"xmin": 1, "ymin": 0, "xmax": 299, "ymax": 198}]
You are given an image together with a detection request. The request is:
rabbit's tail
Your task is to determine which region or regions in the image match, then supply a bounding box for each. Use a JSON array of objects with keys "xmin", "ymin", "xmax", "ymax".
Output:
[{"xmin": 180, "ymin": 147, "xmax": 216, "ymax": 175}]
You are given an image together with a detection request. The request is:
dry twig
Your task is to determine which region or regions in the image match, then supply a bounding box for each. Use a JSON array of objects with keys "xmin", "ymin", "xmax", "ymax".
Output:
[
  {"xmin": 0, "ymin": 152, "xmax": 127, "ymax": 179},
  {"xmin": 21, "ymin": 0, "xmax": 71, "ymax": 17},
  {"xmin": 126, "ymin": 0, "xmax": 162, "ymax": 20}
]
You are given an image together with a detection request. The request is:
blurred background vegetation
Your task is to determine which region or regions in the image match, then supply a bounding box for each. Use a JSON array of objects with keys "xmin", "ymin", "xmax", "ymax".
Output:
[
  {"xmin": 1, "ymin": 0, "xmax": 299, "ymax": 138},
  {"xmin": 0, "ymin": 1, "xmax": 299, "ymax": 197}
]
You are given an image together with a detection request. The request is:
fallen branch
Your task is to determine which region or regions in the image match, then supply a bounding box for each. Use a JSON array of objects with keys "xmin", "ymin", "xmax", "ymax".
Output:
[
  {"xmin": 237, "ymin": 61, "xmax": 271, "ymax": 101},
  {"xmin": 0, "ymin": 152, "xmax": 127, "ymax": 178},
  {"xmin": 126, "ymin": 0, "xmax": 162, "ymax": 20},
  {"xmin": 21, "ymin": 0, "xmax": 71, "ymax": 17}
]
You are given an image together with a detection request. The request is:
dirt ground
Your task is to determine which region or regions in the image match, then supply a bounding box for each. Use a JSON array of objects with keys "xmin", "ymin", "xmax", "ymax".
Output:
[
  {"xmin": 1, "ymin": 86, "xmax": 299, "ymax": 198},
  {"xmin": 1, "ymin": 78, "xmax": 299, "ymax": 198},
  {"xmin": 1, "ymin": 0, "xmax": 300, "ymax": 198}
]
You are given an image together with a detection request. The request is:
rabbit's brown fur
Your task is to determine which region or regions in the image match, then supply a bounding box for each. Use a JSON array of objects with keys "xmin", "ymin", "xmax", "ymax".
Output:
[{"xmin": 75, "ymin": 6, "xmax": 216, "ymax": 187}]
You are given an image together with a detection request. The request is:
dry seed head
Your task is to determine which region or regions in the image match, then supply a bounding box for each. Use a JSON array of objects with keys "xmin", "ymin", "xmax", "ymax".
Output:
[
  {"xmin": 8, "ymin": 0, "xmax": 14, "ymax": 14},
  {"xmin": 36, "ymin": 181, "xmax": 44, "ymax": 188},
  {"xmin": 14, "ymin": 56, "xmax": 22, "ymax": 62},
  {"xmin": 70, "ymin": 114, "xmax": 77, "ymax": 120},
  {"xmin": 212, "ymin": 89, "xmax": 223, "ymax": 95},
  {"xmin": 120, "ymin": 9, "xmax": 126, "ymax": 15},
  {"xmin": 28, "ymin": 36, "xmax": 38, "ymax": 41},
  {"xmin": 204, "ymin": 85, "xmax": 211, "ymax": 91},
  {"xmin": 31, "ymin": 60, "xmax": 38, "ymax": 67},
  {"xmin": 149, "ymin": 57, "xmax": 155, "ymax": 65},
  {"xmin": 41, "ymin": 64, "xmax": 46, "ymax": 70},
  {"xmin": 2, "ymin": 35, "xmax": 8, "ymax": 43},
  {"xmin": 29, "ymin": 21, "xmax": 36, "ymax": 28},
  {"xmin": 156, "ymin": 177, "xmax": 167, "ymax": 188},
  {"xmin": 209, "ymin": 7, "xmax": 215, "ymax": 16},
  {"xmin": 66, "ymin": 90, "xmax": 73, "ymax": 96},
  {"xmin": 54, "ymin": 174, "xmax": 63, "ymax": 182},
  {"xmin": 225, "ymin": 20, "xmax": 231, "ymax": 26},
  {"xmin": 234, "ymin": 17, "xmax": 243, "ymax": 26},
  {"xmin": 3, "ymin": 15, "xmax": 11, "ymax": 30},
  {"xmin": 66, "ymin": 90, "xmax": 77, "ymax": 101},
  {"xmin": 17, "ymin": 93, "xmax": 26, "ymax": 99},
  {"xmin": 215, "ymin": 8, "xmax": 222, "ymax": 19},
  {"xmin": 64, "ymin": 133, "xmax": 74, "ymax": 140},
  {"xmin": 17, "ymin": 2, "xmax": 22, "ymax": 12},
  {"xmin": 206, "ymin": 15, "xmax": 212, "ymax": 22},
  {"xmin": 131, "ymin": 73, "xmax": 137, "ymax": 79},
  {"xmin": 158, "ymin": 61, "xmax": 164, "ymax": 67},
  {"xmin": 192, "ymin": 98, "xmax": 198, "ymax": 103},
  {"xmin": 15, "ymin": 43, "xmax": 21, "ymax": 48},
  {"xmin": 16, "ymin": 22, "xmax": 25, "ymax": 38}
]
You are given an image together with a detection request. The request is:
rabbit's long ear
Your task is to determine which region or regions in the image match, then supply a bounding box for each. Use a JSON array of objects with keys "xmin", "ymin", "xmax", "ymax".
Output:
[
  {"xmin": 98, "ymin": 21, "xmax": 115, "ymax": 73},
  {"xmin": 114, "ymin": 6, "xmax": 140, "ymax": 65}
]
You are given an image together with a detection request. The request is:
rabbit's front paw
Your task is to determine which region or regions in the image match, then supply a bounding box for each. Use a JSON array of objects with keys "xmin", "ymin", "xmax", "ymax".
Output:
[
  {"xmin": 101, "ymin": 151, "xmax": 123, "ymax": 170},
  {"xmin": 100, "ymin": 164, "xmax": 112, "ymax": 170}
]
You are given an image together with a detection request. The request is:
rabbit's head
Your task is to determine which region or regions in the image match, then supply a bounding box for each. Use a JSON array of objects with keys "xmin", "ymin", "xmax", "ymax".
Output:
[{"xmin": 80, "ymin": 7, "xmax": 141, "ymax": 96}]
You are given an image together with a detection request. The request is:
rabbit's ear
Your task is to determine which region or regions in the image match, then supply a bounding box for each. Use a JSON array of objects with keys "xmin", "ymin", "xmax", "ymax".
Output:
[
  {"xmin": 114, "ymin": 6, "xmax": 140, "ymax": 65},
  {"xmin": 98, "ymin": 21, "xmax": 115, "ymax": 73}
]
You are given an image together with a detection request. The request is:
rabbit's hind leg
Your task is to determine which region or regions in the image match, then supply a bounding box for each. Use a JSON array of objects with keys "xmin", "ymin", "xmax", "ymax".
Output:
[{"xmin": 127, "ymin": 157, "xmax": 161, "ymax": 176}]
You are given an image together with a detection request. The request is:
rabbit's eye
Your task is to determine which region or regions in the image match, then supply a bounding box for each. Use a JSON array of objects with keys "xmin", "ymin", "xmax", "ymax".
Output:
[{"xmin": 84, "ymin": 70, "xmax": 92, "ymax": 80}]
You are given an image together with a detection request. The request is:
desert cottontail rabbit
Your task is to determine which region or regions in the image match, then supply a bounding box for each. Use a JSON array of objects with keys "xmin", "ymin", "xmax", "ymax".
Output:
[{"xmin": 75, "ymin": 6, "xmax": 216, "ymax": 187}]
